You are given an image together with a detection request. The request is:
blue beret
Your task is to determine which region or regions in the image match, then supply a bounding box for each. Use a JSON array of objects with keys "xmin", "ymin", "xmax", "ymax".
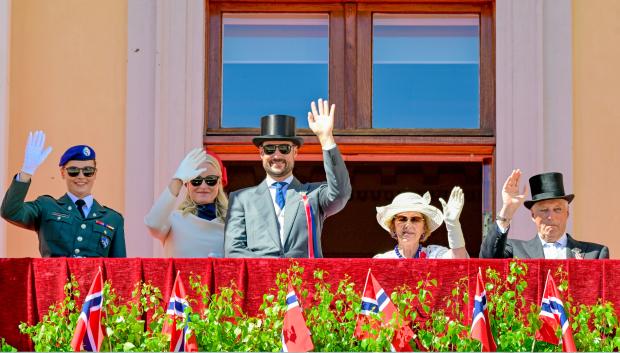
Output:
[{"xmin": 58, "ymin": 145, "xmax": 96, "ymax": 166}]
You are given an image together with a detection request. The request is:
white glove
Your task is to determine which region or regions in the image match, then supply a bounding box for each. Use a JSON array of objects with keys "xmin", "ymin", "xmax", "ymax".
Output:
[
  {"xmin": 439, "ymin": 186, "xmax": 466, "ymax": 249},
  {"xmin": 21, "ymin": 131, "xmax": 52, "ymax": 175},
  {"xmin": 173, "ymin": 148, "xmax": 208, "ymax": 183}
]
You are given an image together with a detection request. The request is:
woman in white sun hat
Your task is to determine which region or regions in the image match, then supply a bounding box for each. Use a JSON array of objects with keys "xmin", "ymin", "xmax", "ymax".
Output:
[{"xmin": 374, "ymin": 186, "xmax": 469, "ymax": 259}]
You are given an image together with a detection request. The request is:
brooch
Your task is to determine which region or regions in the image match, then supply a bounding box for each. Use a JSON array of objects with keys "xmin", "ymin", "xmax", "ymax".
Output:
[{"xmin": 571, "ymin": 248, "xmax": 584, "ymax": 259}]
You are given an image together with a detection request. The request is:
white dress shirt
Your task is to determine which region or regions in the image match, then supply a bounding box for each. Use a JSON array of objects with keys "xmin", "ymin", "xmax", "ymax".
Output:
[
  {"xmin": 539, "ymin": 233, "xmax": 568, "ymax": 259},
  {"xmin": 66, "ymin": 192, "xmax": 94, "ymax": 217},
  {"xmin": 496, "ymin": 221, "xmax": 568, "ymax": 259}
]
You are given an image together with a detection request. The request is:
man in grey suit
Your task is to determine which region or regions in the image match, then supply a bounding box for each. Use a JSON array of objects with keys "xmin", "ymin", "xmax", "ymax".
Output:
[
  {"xmin": 480, "ymin": 169, "xmax": 609, "ymax": 259},
  {"xmin": 224, "ymin": 99, "xmax": 351, "ymax": 258}
]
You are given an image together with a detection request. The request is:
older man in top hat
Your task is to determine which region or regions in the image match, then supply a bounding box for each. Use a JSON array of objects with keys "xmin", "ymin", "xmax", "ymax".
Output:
[
  {"xmin": 1, "ymin": 131, "xmax": 126, "ymax": 257},
  {"xmin": 225, "ymin": 99, "xmax": 351, "ymax": 258},
  {"xmin": 479, "ymin": 169, "xmax": 608, "ymax": 259}
]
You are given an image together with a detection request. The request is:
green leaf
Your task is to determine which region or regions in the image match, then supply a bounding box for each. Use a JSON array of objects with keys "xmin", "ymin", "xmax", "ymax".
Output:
[{"xmin": 123, "ymin": 342, "xmax": 136, "ymax": 351}]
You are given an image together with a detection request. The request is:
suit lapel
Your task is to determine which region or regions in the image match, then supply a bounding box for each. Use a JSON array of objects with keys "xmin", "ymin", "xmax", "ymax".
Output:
[
  {"xmin": 87, "ymin": 200, "xmax": 107, "ymax": 219},
  {"xmin": 58, "ymin": 194, "xmax": 81, "ymax": 218},
  {"xmin": 565, "ymin": 234, "xmax": 579, "ymax": 258},
  {"xmin": 256, "ymin": 181, "xmax": 282, "ymax": 249},
  {"xmin": 525, "ymin": 236, "xmax": 545, "ymax": 259},
  {"xmin": 282, "ymin": 178, "xmax": 303, "ymax": 245}
]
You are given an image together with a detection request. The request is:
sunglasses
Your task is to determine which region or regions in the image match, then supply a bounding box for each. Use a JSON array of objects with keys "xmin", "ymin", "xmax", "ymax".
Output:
[
  {"xmin": 262, "ymin": 144, "xmax": 293, "ymax": 155},
  {"xmin": 189, "ymin": 175, "xmax": 219, "ymax": 187},
  {"xmin": 65, "ymin": 166, "xmax": 97, "ymax": 177},
  {"xmin": 394, "ymin": 215, "xmax": 425, "ymax": 224}
]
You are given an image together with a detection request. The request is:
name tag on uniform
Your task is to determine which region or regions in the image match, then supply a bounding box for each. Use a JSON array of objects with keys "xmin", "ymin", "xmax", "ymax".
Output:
[{"xmin": 51, "ymin": 212, "xmax": 70, "ymax": 219}]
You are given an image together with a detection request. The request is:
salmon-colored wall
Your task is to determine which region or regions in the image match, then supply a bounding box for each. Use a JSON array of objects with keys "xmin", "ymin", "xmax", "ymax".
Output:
[
  {"xmin": 7, "ymin": 0, "xmax": 127, "ymax": 257},
  {"xmin": 573, "ymin": 0, "xmax": 620, "ymax": 258}
]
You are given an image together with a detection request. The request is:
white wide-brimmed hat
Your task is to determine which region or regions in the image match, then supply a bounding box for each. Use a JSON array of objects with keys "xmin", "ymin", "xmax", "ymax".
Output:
[{"xmin": 376, "ymin": 192, "xmax": 444, "ymax": 234}]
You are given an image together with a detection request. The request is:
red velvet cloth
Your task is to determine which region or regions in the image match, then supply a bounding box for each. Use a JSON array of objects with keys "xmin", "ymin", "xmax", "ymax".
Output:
[{"xmin": 1, "ymin": 258, "xmax": 618, "ymax": 351}]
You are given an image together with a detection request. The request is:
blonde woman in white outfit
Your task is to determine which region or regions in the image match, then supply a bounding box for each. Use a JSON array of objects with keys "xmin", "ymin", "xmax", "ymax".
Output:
[
  {"xmin": 145, "ymin": 148, "xmax": 228, "ymax": 257},
  {"xmin": 374, "ymin": 187, "xmax": 469, "ymax": 259}
]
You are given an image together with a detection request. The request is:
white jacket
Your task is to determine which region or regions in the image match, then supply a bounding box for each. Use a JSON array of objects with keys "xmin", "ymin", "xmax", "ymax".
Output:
[{"xmin": 145, "ymin": 187, "xmax": 224, "ymax": 258}]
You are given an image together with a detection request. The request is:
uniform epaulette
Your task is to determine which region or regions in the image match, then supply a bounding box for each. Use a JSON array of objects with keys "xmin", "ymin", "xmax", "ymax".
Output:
[{"xmin": 103, "ymin": 206, "xmax": 124, "ymax": 218}]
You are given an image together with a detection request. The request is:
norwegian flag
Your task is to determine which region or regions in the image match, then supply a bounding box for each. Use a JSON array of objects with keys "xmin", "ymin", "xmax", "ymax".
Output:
[
  {"xmin": 281, "ymin": 285, "xmax": 314, "ymax": 352},
  {"xmin": 470, "ymin": 268, "xmax": 497, "ymax": 352},
  {"xmin": 162, "ymin": 272, "xmax": 198, "ymax": 352},
  {"xmin": 535, "ymin": 270, "xmax": 576, "ymax": 352},
  {"xmin": 354, "ymin": 269, "xmax": 414, "ymax": 352},
  {"xmin": 70, "ymin": 268, "xmax": 104, "ymax": 352}
]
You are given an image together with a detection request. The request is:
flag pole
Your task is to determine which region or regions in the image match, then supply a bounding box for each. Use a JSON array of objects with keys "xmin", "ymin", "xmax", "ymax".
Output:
[
  {"xmin": 363, "ymin": 268, "xmax": 371, "ymax": 293},
  {"xmin": 479, "ymin": 266, "xmax": 484, "ymax": 353},
  {"xmin": 360, "ymin": 269, "xmax": 371, "ymax": 303},
  {"xmin": 98, "ymin": 266, "xmax": 112, "ymax": 353},
  {"xmin": 355, "ymin": 268, "xmax": 372, "ymax": 340},
  {"xmin": 531, "ymin": 270, "xmax": 551, "ymax": 353}
]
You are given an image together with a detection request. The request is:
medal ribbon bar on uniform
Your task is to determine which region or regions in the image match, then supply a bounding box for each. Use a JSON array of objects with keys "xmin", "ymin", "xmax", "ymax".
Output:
[{"xmin": 95, "ymin": 220, "xmax": 115, "ymax": 230}]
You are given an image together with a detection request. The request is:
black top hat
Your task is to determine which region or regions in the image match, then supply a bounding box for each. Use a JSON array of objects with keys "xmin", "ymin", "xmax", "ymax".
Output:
[
  {"xmin": 524, "ymin": 172, "xmax": 575, "ymax": 209},
  {"xmin": 252, "ymin": 114, "xmax": 304, "ymax": 147}
]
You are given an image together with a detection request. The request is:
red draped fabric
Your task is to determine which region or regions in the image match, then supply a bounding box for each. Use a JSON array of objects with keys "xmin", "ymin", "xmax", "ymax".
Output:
[{"xmin": 1, "ymin": 258, "xmax": 618, "ymax": 350}]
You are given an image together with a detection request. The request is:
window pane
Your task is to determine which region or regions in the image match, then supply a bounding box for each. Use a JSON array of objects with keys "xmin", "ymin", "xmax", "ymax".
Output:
[
  {"xmin": 372, "ymin": 14, "xmax": 480, "ymax": 128},
  {"xmin": 222, "ymin": 13, "xmax": 329, "ymax": 128}
]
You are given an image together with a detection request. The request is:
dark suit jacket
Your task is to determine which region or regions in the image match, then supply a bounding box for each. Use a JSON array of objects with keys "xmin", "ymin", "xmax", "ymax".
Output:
[
  {"xmin": 479, "ymin": 223, "xmax": 609, "ymax": 259},
  {"xmin": 224, "ymin": 147, "xmax": 351, "ymax": 258},
  {"xmin": 1, "ymin": 176, "xmax": 126, "ymax": 257}
]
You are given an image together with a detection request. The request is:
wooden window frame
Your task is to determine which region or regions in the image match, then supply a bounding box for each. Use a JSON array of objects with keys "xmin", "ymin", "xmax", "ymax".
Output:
[{"xmin": 204, "ymin": 0, "xmax": 495, "ymax": 151}]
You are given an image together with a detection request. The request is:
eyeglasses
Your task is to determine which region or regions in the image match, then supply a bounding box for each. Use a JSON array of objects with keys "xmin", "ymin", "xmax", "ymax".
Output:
[
  {"xmin": 64, "ymin": 166, "xmax": 97, "ymax": 177},
  {"xmin": 189, "ymin": 175, "xmax": 219, "ymax": 187},
  {"xmin": 394, "ymin": 215, "xmax": 425, "ymax": 225},
  {"xmin": 262, "ymin": 144, "xmax": 293, "ymax": 155}
]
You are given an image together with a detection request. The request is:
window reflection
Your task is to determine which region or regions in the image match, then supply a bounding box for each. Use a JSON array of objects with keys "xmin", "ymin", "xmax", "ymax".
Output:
[
  {"xmin": 372, "ymin": 14, "xmax": 480, "ymax": 129},
  {"xmin": 222, "ymin": 13, "xmax": 329, "ymax": 128}
]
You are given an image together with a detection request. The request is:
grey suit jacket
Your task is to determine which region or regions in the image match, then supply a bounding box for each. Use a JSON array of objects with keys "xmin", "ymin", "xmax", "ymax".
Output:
[
  {"xmin": 224, "ymin": 147, "xmax": 351, "ymax": 258},
  {"xmin": 479, "ymin": 223, "xmax": 609, "ymax": 259}
]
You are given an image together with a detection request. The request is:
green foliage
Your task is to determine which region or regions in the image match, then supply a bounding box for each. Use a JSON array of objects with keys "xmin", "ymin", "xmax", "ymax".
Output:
[
  {"xmin": 18, "ymin": 275, "xmax": 169, "ymax": 352},
  {"xmin": 188, "ymin": 274, "xmax": 247, "ymax": 351},
  {"xmin": 305, "ymin": 271, "xmax": 364, "ymax": 351},
  {"xmin": 571, "ymin": 300, "xmax": 620, "ymax": 351},
  {"xmin": 101, "ymin": 280, "xmax": 169, "ymax": 352},
  {"xmin": 0, "ymin": 338, "xmax": 17, "ymax": 352},
  {"xmin": 13, "ymin": 261, "xmax": 620, "ymax": 352},
  {"xmin": 19, "ymin": 274, "xmax": 80, "ymax": 351},
  {"xmin": 417, "ymin": 275, "xmax": 479, "ymax": 352},
  {"xmin": 484, "ymin": 262, "xmax": 545, "ymax": 351}
]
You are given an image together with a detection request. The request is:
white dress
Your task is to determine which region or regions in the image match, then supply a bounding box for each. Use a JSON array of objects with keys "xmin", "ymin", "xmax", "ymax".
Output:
[
  {"xmin": 145, "ymin": 187, "xmax": 224, "ymax": 258},
  {"xmin": 373, "ymin": 245, "xmax": 451, "ymax": 259}
]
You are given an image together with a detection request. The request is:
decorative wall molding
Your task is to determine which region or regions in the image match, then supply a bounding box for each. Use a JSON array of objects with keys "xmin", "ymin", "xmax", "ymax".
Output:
[
  {"xmin": 126, "ymin": 0, "xmax": 205, "ymax": 257},
  {"xmin": 126, "ymin": 0, "xmax": 156, "ymax": 257},
  {"xmin": 495, "ymin": 0, "xmax": 573, "ymax": 238}
]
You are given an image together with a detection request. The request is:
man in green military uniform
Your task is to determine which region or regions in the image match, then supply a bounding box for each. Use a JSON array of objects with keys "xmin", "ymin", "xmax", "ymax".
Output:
[{"xmin": 0, "ymin": 131, "xmax": 126, "ymax": 257}]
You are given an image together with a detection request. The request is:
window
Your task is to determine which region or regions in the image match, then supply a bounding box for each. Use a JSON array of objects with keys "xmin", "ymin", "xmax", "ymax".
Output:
[
  {"xmin": 221, "ymin": 14, "xmax": 329, "ymax": 128},
  {"xmin": 372, "ymin": 14, "xmax": 480, "ymax": 129}
]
